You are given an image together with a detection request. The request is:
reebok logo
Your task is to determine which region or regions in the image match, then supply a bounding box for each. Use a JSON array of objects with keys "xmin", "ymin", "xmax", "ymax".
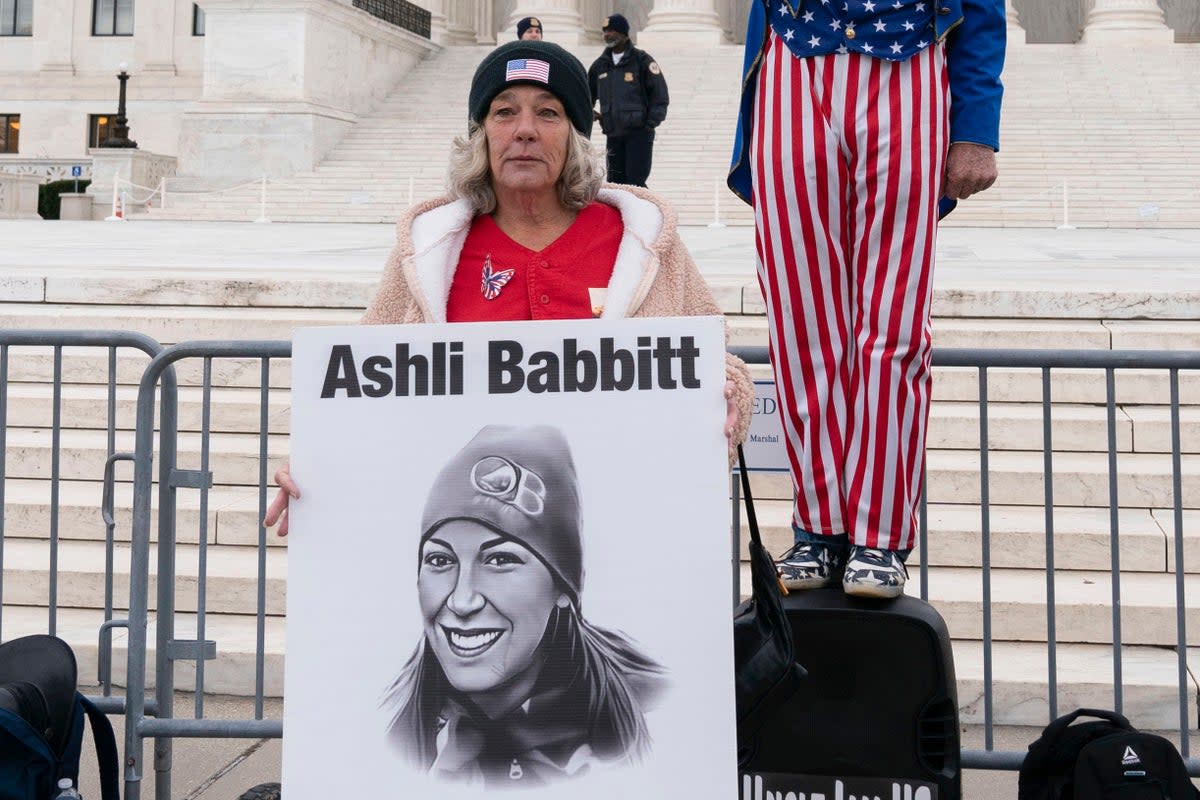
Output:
[{"xmin": 1122, "ymin": 745, "xmax": 1141, "ymax": 765}]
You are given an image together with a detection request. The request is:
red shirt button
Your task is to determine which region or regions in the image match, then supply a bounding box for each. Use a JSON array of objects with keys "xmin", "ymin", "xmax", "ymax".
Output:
[{"xmin": 540, "ymin": 294, "xmax": 550, "ymax": 304}]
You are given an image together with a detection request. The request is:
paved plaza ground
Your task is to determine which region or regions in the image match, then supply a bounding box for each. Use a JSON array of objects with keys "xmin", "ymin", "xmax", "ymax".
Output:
[{"xmin": 2, "ymin": 221, "xmax": 1199, "ymax": 320}]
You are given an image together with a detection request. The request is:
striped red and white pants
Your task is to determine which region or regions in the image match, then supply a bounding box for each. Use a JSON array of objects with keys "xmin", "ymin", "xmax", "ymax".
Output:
[{"xmin": 750, "ymin": 32, "xmax": 949, "ymax": 552}]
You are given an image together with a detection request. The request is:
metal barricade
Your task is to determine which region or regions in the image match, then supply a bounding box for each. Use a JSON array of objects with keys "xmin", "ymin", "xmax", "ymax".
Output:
[
  {"xmin": 732, "ymin": 345, "xmax": 1200, "ymax": 775},
  {"xmin": 97, "ymin": 339, "xmax": 1200, "ymax": 796},
  {"xmin": 125, "ymin": 341, "xmax": 289, "ymax": 800},
  {"xmin": 0, "ymin": 330, "xmax": 174, "ymax": 719}
]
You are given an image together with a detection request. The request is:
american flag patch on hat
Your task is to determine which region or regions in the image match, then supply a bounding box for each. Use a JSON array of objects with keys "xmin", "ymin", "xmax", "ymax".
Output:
[{"xmin": 506, "ymin": 58, "xmax": 550, "ymax": 83}]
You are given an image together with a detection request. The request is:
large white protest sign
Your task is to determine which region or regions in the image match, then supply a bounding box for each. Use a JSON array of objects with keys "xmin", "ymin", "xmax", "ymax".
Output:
[{"xmin": 283, "ymin": 317, "xmax": 737, "ymax": 799}]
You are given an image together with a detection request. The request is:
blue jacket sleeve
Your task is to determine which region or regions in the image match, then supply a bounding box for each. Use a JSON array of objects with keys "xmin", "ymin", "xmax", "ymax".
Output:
[
  {"xmin": 727, "ymin": 0, "xmax": 768, "ymax": 205},
  {"xmin": 945, "ymin": 0, "xmax": 1006, "ymax": 151}
]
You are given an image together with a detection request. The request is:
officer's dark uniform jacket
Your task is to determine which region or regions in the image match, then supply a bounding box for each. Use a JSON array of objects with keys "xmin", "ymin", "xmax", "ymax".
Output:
[{"xmin": 587, "ymin": 47, "xmax": 669, "ymax": 138}]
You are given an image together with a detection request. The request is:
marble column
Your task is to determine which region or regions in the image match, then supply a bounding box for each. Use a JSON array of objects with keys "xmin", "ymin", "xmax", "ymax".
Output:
[
  {"xmin": 444, "ymin": 0, "xmax": 478, "ymax": 44},
  {"xmin": 1167, "ymin": 0, "xmax": 1200, "ymax": 42},
  {"xmin": 475, "ymin": 0, "xmax": 496, "ymax": 44},
  {"xmin": 576, "ymin": 0, "xmax": 610, "ymax": 42},
  {"xmin": 1083, "ymin": 0, "xmax": 1173, "ymax": 43},
  {"xmin": 503, "ymin": 0, "xmax": 587, "ymax": 43},
  {"xmin": 1005, "ymin": 0, "xmax": 1026, "ymax": 43},
  {"xmin": 33, "ymin": 0, "xmax": 76, "ymax": 74},
  {"xmin": 638, "ymin": 0, "xmax": 725, "ymax": 46}
]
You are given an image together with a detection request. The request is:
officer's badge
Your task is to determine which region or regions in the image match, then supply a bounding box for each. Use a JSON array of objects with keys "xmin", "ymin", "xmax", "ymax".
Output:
[
  {"xmin": 649, "ymin": 61, "xmax": 662, "ymax": 75},
  {"xmin": 529, "ymin": 17, "xmax": 540, "ymax": 27},
  {"xmin": 624, "ymin": 72, "xmax": 634, "ymax": 82}
]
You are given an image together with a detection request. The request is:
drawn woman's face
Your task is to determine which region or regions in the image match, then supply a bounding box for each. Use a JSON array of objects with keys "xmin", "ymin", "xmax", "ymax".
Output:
[{"xmin": 419, "ymin": 519, "xmax": 566, "ymax": 695}]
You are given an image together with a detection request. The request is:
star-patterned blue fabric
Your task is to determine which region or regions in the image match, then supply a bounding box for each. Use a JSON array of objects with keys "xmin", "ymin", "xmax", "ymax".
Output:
[{"xmin": 771, "ymin": 0, "xmax": 936, "ymax": 62}]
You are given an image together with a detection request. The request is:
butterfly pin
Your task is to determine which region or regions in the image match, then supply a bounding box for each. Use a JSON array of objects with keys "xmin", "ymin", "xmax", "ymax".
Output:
[{"xmin": 481, "ymin": 254, "xmax": 515, "ymax": 300}]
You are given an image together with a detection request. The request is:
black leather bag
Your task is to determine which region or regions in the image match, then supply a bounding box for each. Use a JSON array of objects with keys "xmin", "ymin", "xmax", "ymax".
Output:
[{"xmin": 733, "ymin": 445, "xmax": 806, "ymax": 762}]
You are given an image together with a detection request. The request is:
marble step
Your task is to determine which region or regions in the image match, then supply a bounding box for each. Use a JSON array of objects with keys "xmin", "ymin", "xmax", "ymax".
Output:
[
  {"xmin": 0, "ymin": 539, "xmax": 286, "ymax": 616},
  {"xmin": 12, "ymin": 382, "xmax": 1196, "ymax": 454},
  {"xmin": 931, "ymin": 366, "xmax": 1200, "ymax": 407},
  {"xmin": 12, "ymin": 302, "xmax": 1193, "ymax": 353},
  {"xmin": 21, "ymin": 270, "xmax": 379, "ymax": 309},
  {"xmin": 2, "ymin": 427, "xmax": 288, "ymax": 487},
  {"xmin": 2, "ymin": 383, "xmax": 291, "ymax": 434},
  {"xmin": 6, "ymin": 506, "xmax": 1197, "ymax": 640},
  {"xmin": 729, "ymin": 316, "xmax": 1115, "ymax": 350},
  {"xmin": 5, "ymin": 424, "xmax": 1197, "ymax": 506},
  {"xmin": 153, "ymin": 205, "xmax": 759, "ymax": 227},
  {"xmin": 7, "ymin": 269, "xmax": 1200, "ymax": 321},
  {"xmin": 17, "ymin": 335, "xmax": 1075, "ymax": 390},
  {"xmin": 930, "ymin": 401, "xmax": 1200, "ymax": 455},
  {"xmin": 736, "ymin": 317, "xmax": 1200, "ymax": 352},
  {"xmin": 1, "ymin": 348, "xmax": 294, "ymax": 389},
  {"xmin": 0, "ymin": 477, "xmax": 276, "ymax": 548},
  {"xmin": 746, "ymin": 448, "xmax": 1200, "ymax": 510},
  {"xmin": 0, "ymin": 605, "xmax": 286, "ymax": 697},
  {"xmin": 951, "ymin": 640, "xmax": 1193, "ymax": 729},
  {"xmin": 737, "ymin": 564, "xmax": 1200, "ymax": 648},
  {"xmin": 0, "ymin": 303, "xmax": 359, "ymax": 344},
  {"xmin": 736, "ymin": 500, "xmax": 1185, "ymax": 574},
  {"xmin": 2, "ymin": 606, "xmax": 1187, "ymax": 727}
]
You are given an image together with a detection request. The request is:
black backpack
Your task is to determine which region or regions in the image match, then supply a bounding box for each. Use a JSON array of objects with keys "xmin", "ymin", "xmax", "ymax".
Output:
[
  {"xmin": 1019, "ymin": 708, "xmax": 1199, "ymax": 800},
  {"xmin": 0, "ymin": 635, "xmax": 120, "ymax": 800}
]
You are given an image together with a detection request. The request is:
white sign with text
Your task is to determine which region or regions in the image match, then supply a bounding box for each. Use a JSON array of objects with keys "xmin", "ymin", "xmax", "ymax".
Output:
[{"xmin": 282, "ymin": 317, "xmax": 738, "ymax": 800}]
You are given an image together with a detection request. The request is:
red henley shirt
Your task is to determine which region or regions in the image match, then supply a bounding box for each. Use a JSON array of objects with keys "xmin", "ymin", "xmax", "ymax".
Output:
[{"xmin": 446, "ymin": 201, "xmax": 623, "ymax": 323}]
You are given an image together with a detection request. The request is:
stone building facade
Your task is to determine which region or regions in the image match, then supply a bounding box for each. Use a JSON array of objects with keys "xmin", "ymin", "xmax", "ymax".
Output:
[{"xmin": 0, "ymin": 0, "xmax": 1195, "ymax": 179}]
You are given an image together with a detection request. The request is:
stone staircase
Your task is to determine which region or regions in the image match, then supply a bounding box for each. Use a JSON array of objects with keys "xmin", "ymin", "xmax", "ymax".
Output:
[
  {"xmin": 2, "ymin": 251, "xmax": 1200, "ymax": 730},
  {"xmin": 150, "ymin": 40, "xmax": 1200, "ymax": 227}
]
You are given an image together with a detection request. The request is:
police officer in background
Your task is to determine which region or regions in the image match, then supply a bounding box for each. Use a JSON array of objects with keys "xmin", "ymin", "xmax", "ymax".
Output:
[
  {"xmin": 516, "ymin": 16, "xmax": 543, "ymax": 39},
  {"xmin": 587, "ymin": 14, "xmax": 669, "ymax": 188}
]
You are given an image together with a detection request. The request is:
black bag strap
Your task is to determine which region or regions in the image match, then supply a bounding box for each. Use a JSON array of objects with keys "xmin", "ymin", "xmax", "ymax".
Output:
[
  {"xmin": 1041, "ymin": 708, "xmax": 1134, "ymax": 744},
  {"xmin": 735, "ymin": 445, "xmax": 763, "ymax": 549},
  {"xmin": 79, "ymin": 695, "xmax": 121, "ymax": 800}
]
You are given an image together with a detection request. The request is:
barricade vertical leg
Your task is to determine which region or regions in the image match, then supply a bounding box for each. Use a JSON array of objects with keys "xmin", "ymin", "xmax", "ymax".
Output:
[
  {"xmin": 1041, "ymin": 367, "xmax": 1059, "ymax": 722},
  {"xmin": 126, "ymin": 352, "xmax": 179, "ymax": 800},
  {"xmin": 0, "ymin": 344, "xmax": 7, "ymax": 642},
  {"xmin": 155, "ymin": 380, "xmax": 180, "ymax": 800},
  {"xmin": 49, "ymin": 347, "xmax": 63, "ymax": 636},
  {"xmin": 126, "ymin": 377, "xmax": 158, "ymax": 800}
]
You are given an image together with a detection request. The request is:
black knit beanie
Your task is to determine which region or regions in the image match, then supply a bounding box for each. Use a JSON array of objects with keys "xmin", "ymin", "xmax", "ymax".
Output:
[{"xmin": 468, "ymin": 40, "xmax": 594, "ymax": 138}]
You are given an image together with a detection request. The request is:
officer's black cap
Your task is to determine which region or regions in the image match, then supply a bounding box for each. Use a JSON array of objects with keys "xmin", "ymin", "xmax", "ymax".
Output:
[
  {"xmin": 516, "ymin": 16, "xmax": 542, "ymax": 38},
  {"xmin": 602, "ymin": 13, "xmax": 630, "ymax": 35},
  {"xmin": 468, "ymin": 41, "xmax": 593, "ymax": 137}
]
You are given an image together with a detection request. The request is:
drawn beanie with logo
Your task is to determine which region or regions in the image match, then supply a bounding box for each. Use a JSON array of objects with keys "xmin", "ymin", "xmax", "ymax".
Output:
[
  {"xmin": 421, "ymin": 425, "xmax": 584, "ymax": 604},
  {"xmin": 467, "ymin": 40, "xmax": 594, "ymax": 137}
]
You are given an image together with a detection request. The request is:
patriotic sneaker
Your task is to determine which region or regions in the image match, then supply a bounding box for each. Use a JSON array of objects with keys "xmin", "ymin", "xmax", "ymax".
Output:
[
  {"xmin": 775, "ymin": 540, "xmax": 846, "ymax": 591},
  {"xmin": 841, "ymin": 546, "xmax": 907, "ymax": 599}
]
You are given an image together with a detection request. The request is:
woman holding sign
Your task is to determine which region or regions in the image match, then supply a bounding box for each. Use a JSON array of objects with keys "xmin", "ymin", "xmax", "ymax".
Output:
[
  {"xmin": 266, "ymin": 42, "xmax": 751, "ymax": 532},
  {"xmin": 382, "ymin": 424, "xmax": 667, "ymax": 786}
]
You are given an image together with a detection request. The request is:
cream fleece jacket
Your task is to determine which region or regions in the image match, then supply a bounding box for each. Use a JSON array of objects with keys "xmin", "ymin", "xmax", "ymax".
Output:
[{"xmin": 361, "ymin": 183, "xmax": 755, "ymax": 451}]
